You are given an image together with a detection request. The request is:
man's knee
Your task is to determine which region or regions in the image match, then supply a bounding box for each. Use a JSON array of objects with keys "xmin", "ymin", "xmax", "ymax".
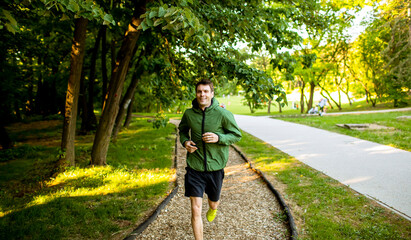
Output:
[{"xmin": 208, "ymin": 199, "xmax": 219, "ymax": 210}]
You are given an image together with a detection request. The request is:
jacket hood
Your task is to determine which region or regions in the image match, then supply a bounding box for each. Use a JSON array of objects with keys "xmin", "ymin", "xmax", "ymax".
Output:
[{"xmin": 192, "ymin": 97, "xmax": 219, "ymax": 112}]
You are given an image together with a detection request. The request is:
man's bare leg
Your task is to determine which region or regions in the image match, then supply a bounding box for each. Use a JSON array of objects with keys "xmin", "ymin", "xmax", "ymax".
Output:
[
  {"xmin": 208, "ymin": 199, "xmax": 219, "ymax": 211},
  {"xmin": 206, "ymin": 199, "xmax": 219, "ymax": 222},
  {"xmin": 190, "ymin": 197, "xmax": 203, "ymax": 240}
]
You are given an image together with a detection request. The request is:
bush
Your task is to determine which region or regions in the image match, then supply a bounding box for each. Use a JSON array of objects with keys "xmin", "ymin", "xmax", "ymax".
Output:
[{"xmin": 152, "ymin": 113, "xmax": 169, "ymax": 129}]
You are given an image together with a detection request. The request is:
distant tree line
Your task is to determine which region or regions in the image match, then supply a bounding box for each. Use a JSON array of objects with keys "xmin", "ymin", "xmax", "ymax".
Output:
[{"xmin": 250, "ymin": 0, "xmax": 410, "ymax": 113}]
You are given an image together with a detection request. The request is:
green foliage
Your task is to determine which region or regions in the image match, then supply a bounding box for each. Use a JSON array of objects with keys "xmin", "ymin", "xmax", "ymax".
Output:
[
  {"xmin": 152, "ymin": 113, "xmax": 170, "ymax": 129},
  {"xmin": 379, "ymin": 0, "xmax": 411, "ymax": 106},
  {"xmin": 213, "ymin": 55, "xmax": 287, "ymax": 112},
  {"xmin": 139, "ymin": 4, "xmax": 204, "ymax": 36},
  {"xmin": 0, "ymin": 0, "xmax": 119, "ymax": 123},
  {"xmin": 0, "ymin": 145, "xmax": 41, "ymax": 163},
  {"xmin": 41, "ymin": 0, "xmax": 115, "ymax": 24},
  {"xmin": 276, "ymin": 0, "xmax": 368, "ymax": 112},
  {"xmin": 0, "ymin": 0, "xmax": 114, "ymax": 35},
  {"xmin": 131, "ymin": 1, "xmax": 301, "ymax": 113},
  {"xmin": 1, "ymin": 0, "xmax": 305, "ymax": 122},
  {"xmin": 271, "ymin": 52, "xmax": 298, "ymax": 83},
  {"xmin": 343, "ymin": 0, "xmax": 410, "ymax": 107},
  {"xmin": 0, "ymin": 9, "xmax": 18, "ymax": 33}
]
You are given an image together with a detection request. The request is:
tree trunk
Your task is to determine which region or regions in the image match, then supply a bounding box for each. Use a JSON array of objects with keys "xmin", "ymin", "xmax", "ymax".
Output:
[
  {"xmin": 248, "ymin": 101, "xmax": 254, "ymax": 113},
  {"xmin": 101, "ymin": 25, "xmax": 108, "ymax": 107},
  {"xmin": 341, "ymin": 88, "xmax": 352, "ymax": 106},
  {"xmin": 84, "ymin": 27, "xmax": 103, "ymax": 132},
  {"xmin": 321, "ymin": 87, "xmax": 341, "ymax": 110},
  {"xmin": 278, "ymin": 101, "xmax": 282, "ymax": 113},
  {"xmin": 267, "ymin": 99, "xmax": 271, "ymax": 114},
  {"xmin": 26, "ymin": 79, "xmax": 34, "ymax": 115},
  {"xmin": 365, "ymin": 90, "xmax": 369, "ymax": 103},
  {"xmin": 91, "ymin": 2, "xmax": 148, "ymax": 166},
  {"xmin": 320, "ymin": 92, "xmax": 334, "ymax": 109},
  {"xmin": 0, "ymin": 124, "xmax": 12, "ymax": 149},
  {"xmin": 123, "ymin": 90, "xmax": 136, "ymax": 128},
  {"xmin": 111, "ymin": 39, "xmax": 117, "ymax": 77},
  {"xmin": 79, "ymin": 69, "xmax": 88, "ymax": 134},
  {"xmin": 50, "ymin": 72, "xmax": 59, "ymax": 114},
  {"xmin": 112, "ymin": 71, "xmax": 141, "ymax": 141},
  {"xmin": 13, "ymin": 98, "xmax": 21, "ymax": 121},
  {"xmin": 112, "ymin": 50, "xmax": 144, "ymax": 136},
  {"xmin": 304, "ymin": 95, "xmax": 309, "ymax": 109},
  {"xmin": 370, "ymin": 96, "xmax": 377, "ymax": 107},
  {"xmin": 300, "ymin": 81, "xmax": 305, "ymax": 114},
  {"xmin": 61, "ymin": 17, "xmax": 88, "ymax": 166},
  {"xmin": 34, "ymin": 77, "xmax": 43, "ymax": 114},
  {"xmin": 307, "ymin": 81, "xmax": 315, "ymax": 112}
]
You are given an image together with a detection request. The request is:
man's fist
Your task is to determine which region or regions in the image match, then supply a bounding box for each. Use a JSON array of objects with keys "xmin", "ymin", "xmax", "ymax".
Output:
[
  {"xmin": 202, "ymin": 132, "xmax": 219, "ymax": 143},
  {"xmin": 184, "ymin": 140, "xmax": 198, "ymax": 153}
]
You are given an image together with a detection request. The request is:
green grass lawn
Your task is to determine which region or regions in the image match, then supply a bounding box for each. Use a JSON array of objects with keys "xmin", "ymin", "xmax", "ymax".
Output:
[
  {"xmin": 236, "ymin": 131, "xmax": 411, "ymax": 240},
  {"xmin": 0, "ymin": 118, "xmax": 176, "ymax": 240}
]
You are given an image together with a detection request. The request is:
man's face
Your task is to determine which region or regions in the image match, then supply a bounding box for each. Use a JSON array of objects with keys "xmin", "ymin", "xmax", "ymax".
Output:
[{"xmin": 196, "ymin": 84, "xmax": 214, "ymax": 109}]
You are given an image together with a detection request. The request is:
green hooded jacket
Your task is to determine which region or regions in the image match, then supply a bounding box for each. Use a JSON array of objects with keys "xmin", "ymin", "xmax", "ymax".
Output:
[{"xmin": 178, "ymin": 98, "xmax": 242, "ymax": 172}]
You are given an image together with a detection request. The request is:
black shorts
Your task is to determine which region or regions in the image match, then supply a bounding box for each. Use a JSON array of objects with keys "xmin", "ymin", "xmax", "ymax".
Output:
[{"xmin": 184, "ymin": 167, "xmax": 225, "ymax": 202}]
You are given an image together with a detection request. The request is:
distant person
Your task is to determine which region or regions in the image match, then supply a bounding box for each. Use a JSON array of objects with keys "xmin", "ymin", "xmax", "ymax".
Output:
[
  {"xmin": 293, "ymin": 102, "xmax": 298, "ymax": 110},
  {"xmin": 178, "ymin": 79, "xmax": 242, "ymax": 240},
  {"xmin": 318, "ymin": 98, "xmax": 328, "ymax": 116}
]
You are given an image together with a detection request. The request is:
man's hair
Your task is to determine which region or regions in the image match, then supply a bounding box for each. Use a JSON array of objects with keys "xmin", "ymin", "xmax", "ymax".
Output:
[{"xmin": 196, "ymin": 79, "xmax": 214, "ymax": 92}]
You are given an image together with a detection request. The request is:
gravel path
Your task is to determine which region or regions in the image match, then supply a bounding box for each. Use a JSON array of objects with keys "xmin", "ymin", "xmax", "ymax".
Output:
[{"xmin": 136, "ymin": 121, "xmax": 289, "ymax": 239}]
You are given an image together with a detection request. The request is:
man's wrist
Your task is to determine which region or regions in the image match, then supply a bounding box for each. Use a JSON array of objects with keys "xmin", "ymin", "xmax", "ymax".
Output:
[{"xmin": 215, "ymin": 133, "xmax": 220, "ymax": 143}]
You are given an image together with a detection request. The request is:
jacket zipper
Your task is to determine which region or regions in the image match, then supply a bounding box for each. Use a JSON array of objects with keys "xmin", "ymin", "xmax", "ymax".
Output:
[{"xmin": 202, "ymin": 109, "xmax": 207, "ymax": 172}]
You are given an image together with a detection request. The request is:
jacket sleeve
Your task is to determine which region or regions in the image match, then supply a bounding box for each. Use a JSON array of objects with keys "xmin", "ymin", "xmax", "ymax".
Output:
[
  {"xmin": 216, "ymin": 111, "xmax": 242, "ymax": 145},
  {"xmin": 178, "ymin": 111, "xmax": 191, "ymax": 147}
]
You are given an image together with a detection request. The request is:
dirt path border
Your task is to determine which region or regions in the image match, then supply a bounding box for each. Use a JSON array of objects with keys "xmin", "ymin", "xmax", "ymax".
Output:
[{"xmin": 231, "ymin": 144, "xmax": 298, "ymax": 240}]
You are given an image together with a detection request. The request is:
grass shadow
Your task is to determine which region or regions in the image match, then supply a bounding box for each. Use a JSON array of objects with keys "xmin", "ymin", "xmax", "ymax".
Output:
[{"xmin": 0, "ymin": 182, "xmax": 168, "ymax": 240}]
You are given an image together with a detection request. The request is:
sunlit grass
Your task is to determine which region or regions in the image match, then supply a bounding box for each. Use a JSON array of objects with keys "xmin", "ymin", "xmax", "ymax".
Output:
[
  {"xmin": 0, "ymin": 118, "xmax": 176, "ymax": 239},
  {"xmin": 236, "ymin": 130, "xmax": 411, "ymax": 240},
  {"xmin": 21, "ymin": 166, "xmax": 174, "ymax": 208}
]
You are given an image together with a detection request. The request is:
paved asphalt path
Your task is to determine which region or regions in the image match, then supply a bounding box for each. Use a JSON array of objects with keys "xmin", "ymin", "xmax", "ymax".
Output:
[{"xmin": 234, "ymin": 114, "xmax": 411, "ymax": 220}]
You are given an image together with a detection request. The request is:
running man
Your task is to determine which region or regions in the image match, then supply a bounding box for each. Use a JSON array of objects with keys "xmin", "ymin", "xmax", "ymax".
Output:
[{"xmin": 178, "ymin": 79, "xmax": 242, "ymax": 240}]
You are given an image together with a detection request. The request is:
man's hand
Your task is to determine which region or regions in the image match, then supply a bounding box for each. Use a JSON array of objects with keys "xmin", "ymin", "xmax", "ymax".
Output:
[
  {"xmin": 185, "ymin": 140, "xmax": 198, "ymax": 153},
  {"xmin": 202, "ymin": 132, "xmax": 219, "ymax": 143}
]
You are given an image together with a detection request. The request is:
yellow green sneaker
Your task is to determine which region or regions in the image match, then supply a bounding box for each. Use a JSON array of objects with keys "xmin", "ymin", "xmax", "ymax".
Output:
[{"xmin": 206, "ymin": 208, "xmax": 217, "ymax": 222}]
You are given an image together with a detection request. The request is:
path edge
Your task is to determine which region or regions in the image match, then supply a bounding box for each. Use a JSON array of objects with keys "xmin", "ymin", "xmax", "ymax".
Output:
[
  {"xmin": 123, "ymin": 128, "xmax": 179, "ymax": 240},
  {"xmin": 231, "ymin": 144, "xmax": 299, "ymax": 240}
]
